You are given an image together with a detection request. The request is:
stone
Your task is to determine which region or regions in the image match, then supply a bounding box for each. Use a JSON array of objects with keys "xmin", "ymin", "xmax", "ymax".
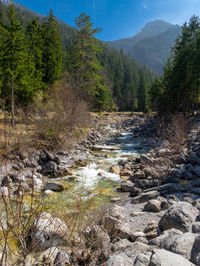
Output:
[
  {"xmin": 158, "ymin": 202, "xmax": 198, "ymax": 232},
  {"xmin": 44, "ymin": 182, "xmax": 64, "ymax": 192},
  {"xmin": 144, "ymin": 200, "xmax": 161, "ymax": 212},
  {"xmin": 110, "ymin": 165, "xmax": 120, "ymax": 174},
  {"xmin": 193, "ymin": 166, "xmax": 200, "ymax": 177},
  {"xmin": 41, "ymin": 161, "xmax": 58, "ymax": 175},
  {"xmin": 113, "ymin": 239, "xmax": 133, "ymax": 252},
  {"xmin": 192, "ymin": 222, "xmax": 200, "ymax": 233},
  {"xmin": 134, "ymin": 253, "xmax": 151, "ymax": 266},
  {"xmin": 32, "ymin": 178, "xmax": 43, "ymax": 192},
  {"xmin": 32, "ymin": 212, "xmax": 68, "ymax": 250},
  {"xmin": 149, "ymin": 249, "xmax": 195, "ymax": 266},
  {"xmin": 169, "ymin": 232, "xmax": 196, "ymax": 260},
  {"xmin": 131, "ymin": 232, "xmax": 146, "ymax": 242},
  {"xmin": 148, "ymin": 228, "xmax": 183, "ymax": 249},
  {"xmin": 190, "ymin": 235, "xmax": 200, "ymax": 265},
  {"xmin": 104, "ymin": 216, "xmax": 131, "ymax": 239},
  {"xmin": 140, "ymin": 155, "xmax": 154, "ymax": 166},
  {"xmin": 105, "ymin": 253, "xmax": 133, "ymax": 266},
  {"xmin": 133, "ymin": 170, "xmax": 146, "ymax": 179},
  {"xmin": 157, "ymin": 148, "xmax": 172, "ymax": 157},
  {"xmin": 143, "ymin": 221, "xmax": 159, "ymax": 239},
  {"xmin": 38, "ymin": 247, "xmax": 60, "ymax": 264},
  {"xmin": 188, "ymin": 152, "xmax": 200, "ymax": 165},
  {"xmin": 132, "ymin": 191, "xmax": 160, "ymax": 204},
  {"xmin": 54, "ymin": 250, "xmax": 70, "ymax": 265},
  {"xmin": 120, "ymin": 181, "xmax": 134, "ymax": 193}
]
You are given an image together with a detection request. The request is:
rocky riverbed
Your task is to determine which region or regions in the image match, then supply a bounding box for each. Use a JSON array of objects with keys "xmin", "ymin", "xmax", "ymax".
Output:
[{"xmin": 1, "ymin": 113, "xmax": 200, "ymax": 265}]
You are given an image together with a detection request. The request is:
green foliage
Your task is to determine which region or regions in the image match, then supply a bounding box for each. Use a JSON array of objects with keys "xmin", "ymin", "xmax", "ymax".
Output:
[
  {"xmin": 149, "ymin": 15, "xmax": 200, "ymax": 114},
  {"xmin": 0, "ymin": 5, "xmax": 37, "ymax": 107},
  {"xmin": 42, "ymin": 9, "xmax": 63, "ymax": 85},
  {"xmin": 69, "ymin": 12, "xmax": 113, "ymax": 111}
]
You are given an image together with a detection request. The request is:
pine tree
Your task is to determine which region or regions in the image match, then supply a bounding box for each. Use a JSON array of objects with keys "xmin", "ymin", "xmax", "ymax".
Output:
[
  {"xmin": 26, "ymin": 18, "xmax": 44, "ymax": 91},
  {"xmin": 0, "ymin": 5, "xmax": 36, "ymax": 126},
  {"xmin": 42, "ymin": 9, "xmax": 63, "ymax": 85},
  {"xmin": 69, "ymin": 12, "xmax": 113, "ymax": 110}
]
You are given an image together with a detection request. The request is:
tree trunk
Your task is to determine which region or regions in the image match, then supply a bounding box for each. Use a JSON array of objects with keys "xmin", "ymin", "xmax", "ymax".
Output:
[{"xmin": 11, "ymin": 76, "xmax": 15, "ymax": 127}]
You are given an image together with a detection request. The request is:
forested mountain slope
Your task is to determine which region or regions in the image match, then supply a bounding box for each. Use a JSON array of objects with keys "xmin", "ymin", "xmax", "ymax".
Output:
[
  {"xmin": 109, "ymin": 20, "xmax": 181, "ymax": 74},
  {"xmin": 0, "ymin": 1, "xmax": 156, "ymax": 111}
]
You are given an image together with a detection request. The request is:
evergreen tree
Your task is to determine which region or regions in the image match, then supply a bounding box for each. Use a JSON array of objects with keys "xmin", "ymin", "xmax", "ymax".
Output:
[
  {"xmin": 42, "ymin": 9, "xmax": 63, "ymax": 85},
  {"xmin": 0, "ymin": 5, "xmax": 36, "ymax": 125},
  {"xmin": 26, "ymin": 18, "xmax": 44, "ymax": 91},
  {"xmin": 69, "ymin": 12, "xmax": 113, "ymax": 110}
]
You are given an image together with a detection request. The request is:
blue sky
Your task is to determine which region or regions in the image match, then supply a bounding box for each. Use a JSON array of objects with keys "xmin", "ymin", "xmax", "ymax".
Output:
[{"xmin": 15, "ymin": 0, "xmax": 200, "ymax": 41}]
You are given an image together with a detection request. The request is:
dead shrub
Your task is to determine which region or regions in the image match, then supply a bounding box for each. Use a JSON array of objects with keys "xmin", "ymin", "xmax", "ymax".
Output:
[{"xmin": 158, "ymin": 113, "xmax": 187, "ymax": 152}]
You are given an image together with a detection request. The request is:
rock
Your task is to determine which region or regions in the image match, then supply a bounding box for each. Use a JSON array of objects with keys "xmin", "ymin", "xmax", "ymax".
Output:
[
  {"xmin": 149, "ymin": 249, "xmax": 195, "ymax": 266},
  {"xmin": 32, "ymin": 212, "xmax": 68, "ymax": 250},
  {"xmin": 140, "ymin": 155, "xmax": 154, "ymax": 166},
  {"xmin": 192, "ymin": 222, "xmax": 200, "ymax": 233},
  {"xmin": 123, "ymin": 242, "xmax": 150, "ymax": 262},
  {"xmin": 131, "ymin": 232, "xmax": 146, "ymax": 242},
  {"xmin": 104, "ymin": 253, "xmax": 133, "ymax": 266},
  {"xmin": 110, "ymin": 197, "xmax": 121, "ymax": 202},
  {"xmin": 110, "ymin": 165, "xmax": 120, "ymax": 174},
  {"xmin": 149, "ymin": 228, "xmax": 183, "ymax": 249},
  {"xmin": 158, "ymin": 202, "xmax": 198, "ymax": 232},
  {"xmin": 143, "ymin": 167, "xmax": 161, "ymax": 179},
  {"xmin": 169, "ymin": 232, "xmax": 196, "ymax": 260},
  {"xmin": 38, "ymin": 247, "xmax": 61, "ymax": 264},
  {"xmin": 132, "ymin": 191, "xmax": 160, "ymax": 204},
  {"xmin": 113, "ymin": 239, "xmax": 133, "ymax": 252},
  {"xmin": 188, "ymin": 152, "xmax": 200, "ymax": 165},
  {"xmin": 156, "ymin": 148, "xmax": 172, "ymax": 157},
  {"xmin": 54, "ymin": 250, "xmax": 70, "ymax": 265},
  {"xmin": 133, "ymin": 170, "xmax": 146, "ymax": 179},
  {"xmin": 190, "ymin": 235, "xmax": 200, "ymax": 265},
  {"xmin": 44, "ymin": 182, "xmax": 64, "ymax": 192},
  {"xmin": 41, "ymin": 161, "xmax": 58, "ymax": 175},
  {"xmin": 120, "ymin": 181, "xmax": 134, "ymax": 193},
  {"xmin": 134, "ymin": 253, "xmax": 151, "ymax": 266},
  {"xmin": 32, "ymin": 178, "xmax": 43, "ymax": 192},
  {"xmin": 144, "ymin": 221, "xmax": 159, "ymax": 239},
  {"xmin": 144, "ymin": 200, "xmax": 161, "ymax": 212},
  {"xmin": 0, "ymin": 187, "xmax": 8, "ymax": 196},
  {"xmin": 193, "ymin": 166, "xmax": 200, "ymax": 177},
  {"xmin": 109, "ymin": 205, "xmax": 124, "ymax": 219},
  {"xmin": 104, "ymin": 216, "xmax": 131, "ymax": 239}
]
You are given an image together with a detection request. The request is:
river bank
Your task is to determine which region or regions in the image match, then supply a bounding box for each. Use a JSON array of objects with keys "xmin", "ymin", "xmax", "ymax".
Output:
[{"xmin": 0, "ymin": 112, "xmax": 200, "ymax": 265}]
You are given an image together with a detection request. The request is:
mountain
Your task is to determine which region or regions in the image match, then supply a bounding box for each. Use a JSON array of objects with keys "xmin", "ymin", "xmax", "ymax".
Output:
[{"xmin": 109, "ymin": 20, "xmax": 182, "ymax": 74}]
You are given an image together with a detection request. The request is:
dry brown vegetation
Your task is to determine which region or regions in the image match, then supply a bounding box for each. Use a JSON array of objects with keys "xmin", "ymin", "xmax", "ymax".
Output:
[{"xmin": 0, "ymin": 76, "xmax": 91, "ymax": 154}]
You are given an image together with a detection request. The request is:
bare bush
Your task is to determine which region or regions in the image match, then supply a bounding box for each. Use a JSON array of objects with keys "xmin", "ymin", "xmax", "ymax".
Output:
[
  {"xmin": 158, "ymin": 113, "xmax": 187, "ymax": 152},
  {"xmin": 33, "ymin": 74, "xmax": 91, "ymax": 150}
]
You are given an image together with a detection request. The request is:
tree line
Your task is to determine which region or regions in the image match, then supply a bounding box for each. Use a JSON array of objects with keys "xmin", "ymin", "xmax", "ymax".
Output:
[
  {"xmin": 0, "ymin": 3, "xmax": 156, "ymax": 124},
  {"xmin": 149, "ymin": 15, "xmax": 200, "ymax": 115}
]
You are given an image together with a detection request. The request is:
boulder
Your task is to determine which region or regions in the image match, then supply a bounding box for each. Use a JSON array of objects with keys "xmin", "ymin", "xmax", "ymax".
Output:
[
  {"xmin": 149, "ymin": 249, "xmax": 195, "ymax": 266},
  {"xmin": 120, "ymin": 181, "xmax": 135, "ymax": 193},
  {"xmin": 105, "ymin": 253, "xmax": 133, "ymax": 266},
  {"xmin": 44, "ymin": 182, "xmax": 64, "ymax": 192},
  {"xmin": 148, "ymin": 228, "xmax": 183, "ymax": 249},
  {"xmin": 54, "ymin": 250, "xmax": 70, "ymax": 266},
  {"xmin": 169, "ymin": 232, "xmax": 196, "ymax": 260},
  {"xmin": 143, "ymin": 221, "xmax": 159, "ymax": 239},
  {"xmin": 134, "ymin": 252, "xmax": 151, "ymax": 266},
  {"xmin": 158, "ymin": 202, "xmax": 198, "ymax": 232},
  {"xmin": 113, "ymin": 239, "xmax": 133, "ymax": 252},
  {"xmin": 131, "ymin": 232, "xmax": 146, "ymax": 242},
  {"xmin": 190, "ymin": 235, "xmax": 200, "ymax": 265},
  {"xmin": 133, "ymin": 170, "xmax": 146, "ymax": 179},
  {"xmin": 41, "ymin": 161, "xmax": 58, "ymax": 175},
  {"xmin": 144, "ymin": 200, "xmax": 161, "ymax": 212},
  {"xmin": 32, "ymin": 212, "xmax": 68, "ymax": 250},
  {"xmin": 156, "ymin": 148, "xmax": 172, "ymax": 157}
]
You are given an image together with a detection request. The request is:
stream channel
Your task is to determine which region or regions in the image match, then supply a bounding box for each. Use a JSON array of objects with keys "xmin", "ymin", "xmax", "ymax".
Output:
[{"xmin": 44, "ymin": 128, "xmax": 148, "ymax": 213}]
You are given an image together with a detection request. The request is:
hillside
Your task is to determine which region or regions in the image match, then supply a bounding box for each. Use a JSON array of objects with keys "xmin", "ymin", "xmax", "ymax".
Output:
[{"xmin": 109, "ymin": 20, "xmax": 181, "ymax": 74}]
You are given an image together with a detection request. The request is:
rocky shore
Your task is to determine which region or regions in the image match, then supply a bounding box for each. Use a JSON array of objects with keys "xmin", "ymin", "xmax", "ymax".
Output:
[{"xmin": 1, "ymin": 113, "xmax": 200, "ymax": 265}]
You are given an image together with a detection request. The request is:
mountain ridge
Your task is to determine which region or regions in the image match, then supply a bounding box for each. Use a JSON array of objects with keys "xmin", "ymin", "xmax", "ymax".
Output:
[{"xmin": 109, "ymin": 20, "xmax": 182, "ymax": 74}]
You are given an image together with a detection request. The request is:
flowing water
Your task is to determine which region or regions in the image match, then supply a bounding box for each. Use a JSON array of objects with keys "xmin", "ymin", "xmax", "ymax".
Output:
[{"xmin": 44, "ymin": 131, "xmax": 147, "ymax": 213}]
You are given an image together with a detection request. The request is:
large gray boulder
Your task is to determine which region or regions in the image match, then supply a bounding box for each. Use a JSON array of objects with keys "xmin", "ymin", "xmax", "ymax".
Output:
[
  {"xmin": 149, "ymin": 249, "xmax": 195, "ymax": 266},
  {"xmin": 105, "ymin": 253, "xmax": 133, "ymax": 266},
  {"xmin": 169, "ymin": 232, "xmax": 196, "ymax": 260},
  {"xmin": 158, "ymin": 202, "xmax": 198, "ymax": 232},
  {"xmin": 32, "ymin": 212, "xmax": 68, "ymax": 250}
]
